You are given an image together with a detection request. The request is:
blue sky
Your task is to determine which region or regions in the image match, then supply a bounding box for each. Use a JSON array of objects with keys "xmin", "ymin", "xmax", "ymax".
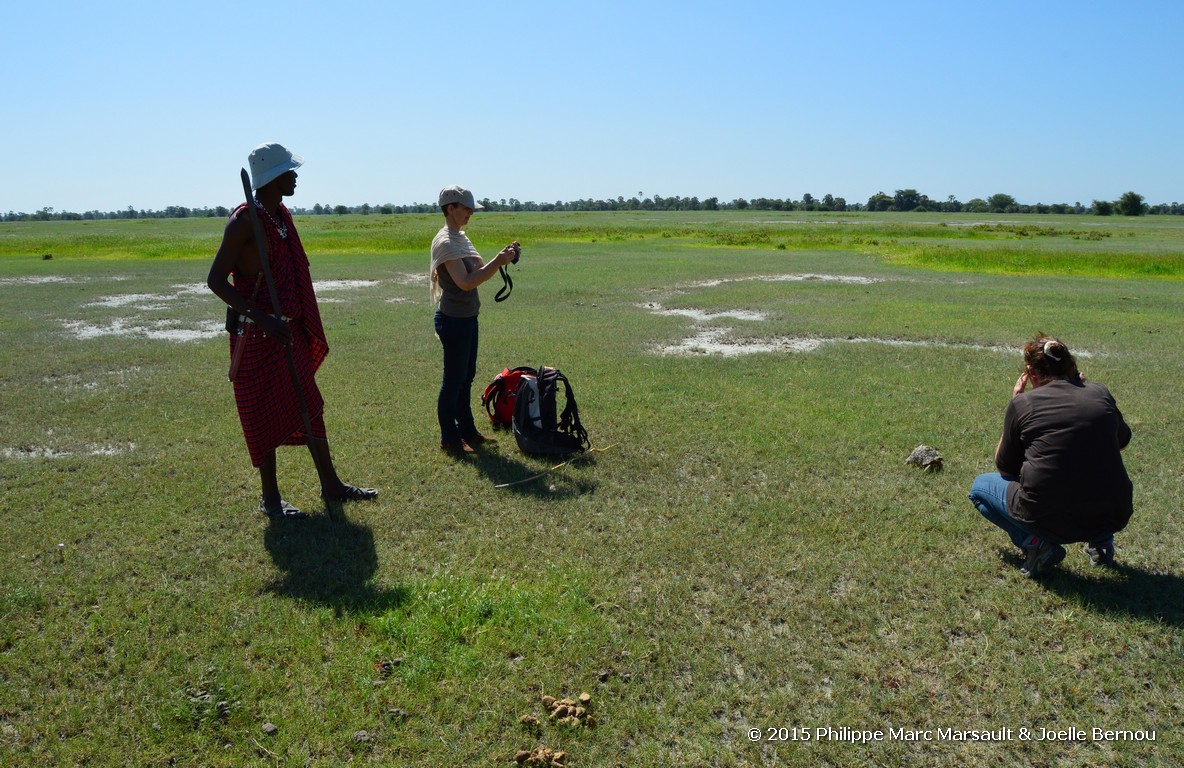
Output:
[{"xmin": 3, "ymin": 1, "xmax": 1182, "ymax": 212}]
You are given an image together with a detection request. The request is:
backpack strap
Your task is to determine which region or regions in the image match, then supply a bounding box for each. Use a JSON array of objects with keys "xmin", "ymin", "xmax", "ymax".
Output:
[
  {"xmin": 482, "ymin": 367, "xmax": 511, "ymax": 416},
  {"xmin": 485, "ymin": 366, "xmax": 539, "ymax": 424},
  {"xmin": 554, "ymin": 372, "xmax": 589, "ymax": 449}
]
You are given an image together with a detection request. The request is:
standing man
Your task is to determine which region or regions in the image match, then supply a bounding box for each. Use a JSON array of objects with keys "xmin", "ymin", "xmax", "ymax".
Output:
[{"xmin": 207, "ymin": 142, "xmax": 376, "ymax": 519}]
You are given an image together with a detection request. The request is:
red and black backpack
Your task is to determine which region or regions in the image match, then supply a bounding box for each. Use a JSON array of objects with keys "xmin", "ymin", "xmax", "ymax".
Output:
[
  {"xmin": 511, "ymin": 366, "xmax": 590, "ymax": 456},
  {"xmin": 482, "ymin": 366, "xmax": 537, "ymax": 428}
]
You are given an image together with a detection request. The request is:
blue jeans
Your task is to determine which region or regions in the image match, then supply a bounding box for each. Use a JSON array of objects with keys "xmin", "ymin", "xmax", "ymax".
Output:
[
  {"xmin": 969, "ymin": 473, "xmax": 1038, "ymax": 549},
  {"xmin": 969, "ymin": 472, "xmax": 1114, "ymax": 549},
  {"xmin": 435, "ymin": 311, "xmax": 479, "ymax": 443}
]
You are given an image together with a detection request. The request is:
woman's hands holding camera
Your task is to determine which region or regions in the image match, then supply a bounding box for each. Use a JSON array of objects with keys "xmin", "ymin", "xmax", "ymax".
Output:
[{"xmin": 496, "ymin": 241, "xmax": 521, "ymax": 266}]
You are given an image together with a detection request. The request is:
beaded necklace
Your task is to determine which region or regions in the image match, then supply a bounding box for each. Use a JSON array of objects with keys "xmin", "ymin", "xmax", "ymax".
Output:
[{"xmin": 253, "ymin": 199, "xmax": 288, "ymax": 239}]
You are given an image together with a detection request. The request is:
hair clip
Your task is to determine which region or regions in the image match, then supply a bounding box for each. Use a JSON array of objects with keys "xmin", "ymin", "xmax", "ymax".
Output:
[{"xmin": 1042, "ymin": 339, "xmax": 1062, "ymax": 361}]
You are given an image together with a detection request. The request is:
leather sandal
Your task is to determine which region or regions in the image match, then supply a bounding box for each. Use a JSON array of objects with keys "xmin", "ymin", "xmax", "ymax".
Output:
[
  {"xmin": 322, "ymin": 484, "xmax": 378, "ymax": 503},
  {"xmin": 260, "ymin": 498, "xmax": 308, "ymax": 520}
]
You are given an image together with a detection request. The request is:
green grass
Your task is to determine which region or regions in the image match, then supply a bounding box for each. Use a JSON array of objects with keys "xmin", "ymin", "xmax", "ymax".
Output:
[
  {"xmin": 1, "ymin": 212, "xmax": 1182, "ymax": 766},
  {"xmin": 6, "ymin": 210, "xmax": 1184, "ymax": 279}
]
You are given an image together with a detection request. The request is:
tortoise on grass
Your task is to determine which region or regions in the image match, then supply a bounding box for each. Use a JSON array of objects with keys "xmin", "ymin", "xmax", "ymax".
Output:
[{"xmin": 905, "ymin": 444, "xmax": 943, "ymax": 471}]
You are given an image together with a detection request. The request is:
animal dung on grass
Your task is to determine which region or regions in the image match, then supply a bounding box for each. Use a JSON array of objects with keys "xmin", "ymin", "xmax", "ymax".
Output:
[
  {"xmin": 905, "ymin": 444, "xmax": 943, "ymax": 471},
  {"xmin": 541, "ymin": 692, "xmax": 596, "ymax": 728},
  {"xmin": 514, "ymin": 746, "xmax": 569, "ymax": 766}
]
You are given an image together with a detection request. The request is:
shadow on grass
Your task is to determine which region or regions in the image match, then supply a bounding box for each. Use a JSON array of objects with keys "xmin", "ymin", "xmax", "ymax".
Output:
[
  {"xmin": 460, "ymin": 441, "xmax": 599, "ymax": 499},
  {"xmin": 262, "ymin": 512, "xmax": 408, "ymax": 617},
  {"xmin": 1043, "ymin": 563, "xmax": 1184, "ymax": 627}
]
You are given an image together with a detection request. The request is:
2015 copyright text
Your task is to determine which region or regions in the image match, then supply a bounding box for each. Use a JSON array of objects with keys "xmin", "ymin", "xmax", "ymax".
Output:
[{"xmin": 747, "ymin": 726, "xmax": 1157, "ymax": 743}]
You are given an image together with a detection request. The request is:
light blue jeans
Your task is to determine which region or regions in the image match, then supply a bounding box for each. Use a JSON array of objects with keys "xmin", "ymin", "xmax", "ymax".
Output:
[
  {"xmin": 969, "ymin": 473, "xmax": 1039, "ymax": 549},
  {"xmin": 969, "ymin": 472, "xmax": 1114, "ymax": 550}
]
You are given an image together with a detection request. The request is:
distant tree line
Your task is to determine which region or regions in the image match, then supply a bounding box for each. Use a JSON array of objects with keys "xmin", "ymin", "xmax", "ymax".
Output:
[
  {"xmin": 3, "ymin": 190, "xmax": 1178, "ymax": 222},
  {"xmin": 1, "ymin": 205, "xmax": 232, "ymax": 222},
  {"xmin": 858, "ymin": 190, "xmax": 1161, "ymax": 217}
]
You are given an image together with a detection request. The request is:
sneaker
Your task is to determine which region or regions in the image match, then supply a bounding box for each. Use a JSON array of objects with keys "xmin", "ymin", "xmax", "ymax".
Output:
[
  {"xmin": 1020, "ymin": 540, "xmax": 1066, "ymax": 578},
  {"xmin": 1083, "ymin": 542, "xmax": 1115, "ymax": 566}
]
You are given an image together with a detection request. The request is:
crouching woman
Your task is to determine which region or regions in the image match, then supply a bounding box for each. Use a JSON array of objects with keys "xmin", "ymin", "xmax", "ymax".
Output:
[{"xmin": 968, "ymin": 334, "xmax": 1133, "ymax": 578}]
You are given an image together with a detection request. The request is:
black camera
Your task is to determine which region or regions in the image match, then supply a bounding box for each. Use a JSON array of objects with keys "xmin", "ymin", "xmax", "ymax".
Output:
[{"xmin": 510, "ymin": 241, "xmax": 521, "ymax": 264}]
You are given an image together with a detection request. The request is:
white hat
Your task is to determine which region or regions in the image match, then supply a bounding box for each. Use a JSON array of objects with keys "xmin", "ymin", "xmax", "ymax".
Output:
[
  {"xmin": 438, "ymin": 185, "xmax": 483, "ymax": 210},
  {"xmin": 248, "ymin": 142, "xmax": 303, "ymax": 190}
]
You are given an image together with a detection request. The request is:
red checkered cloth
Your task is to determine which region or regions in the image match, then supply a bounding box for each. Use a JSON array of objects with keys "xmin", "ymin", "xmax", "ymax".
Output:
[{"xmin": 227, "ymin": 203, "xmax": 330, "ymax": 467}]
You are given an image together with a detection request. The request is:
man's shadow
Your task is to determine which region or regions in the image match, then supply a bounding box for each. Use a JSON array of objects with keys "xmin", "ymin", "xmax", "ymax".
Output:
[
  {"xmin": 1038, "ymin": 561, "xmax": 1184, "ymax": 627},
  {"xmin": 263, "ymin": 512, "xmax": 408, "ymax": 617}
]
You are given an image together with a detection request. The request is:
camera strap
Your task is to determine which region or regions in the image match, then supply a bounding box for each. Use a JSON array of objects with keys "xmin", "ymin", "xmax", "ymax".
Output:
[{"xmin": 494, "ymin": 265, "xmax": 513, "ymax": 302}]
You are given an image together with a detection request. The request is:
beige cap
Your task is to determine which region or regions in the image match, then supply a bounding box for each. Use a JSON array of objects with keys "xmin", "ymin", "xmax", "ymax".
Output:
[{"xmin": 438, "ymin": 185, "xmax": 483, "ymax": 210}]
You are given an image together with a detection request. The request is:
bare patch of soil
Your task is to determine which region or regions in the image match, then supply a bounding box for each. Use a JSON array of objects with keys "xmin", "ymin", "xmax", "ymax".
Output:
[{"xmin": 2, "ymin": 442, "xmax": 137, "ymax": 460}]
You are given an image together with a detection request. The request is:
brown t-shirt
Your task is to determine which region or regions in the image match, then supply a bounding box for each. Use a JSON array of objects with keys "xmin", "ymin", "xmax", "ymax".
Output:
[
  {"xmin": 996, "ymin": 379, "xmax": 1133, "ymax": 542},
  {"xmin": 431, "ymin": 226, "xmax": 481, "ymax": 318}
]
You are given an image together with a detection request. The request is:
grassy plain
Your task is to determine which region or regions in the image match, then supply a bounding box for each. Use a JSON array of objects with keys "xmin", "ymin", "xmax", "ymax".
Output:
[{"xmin": 1, "ymin": 211, "xmax": 1183, "ymax": 766}]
